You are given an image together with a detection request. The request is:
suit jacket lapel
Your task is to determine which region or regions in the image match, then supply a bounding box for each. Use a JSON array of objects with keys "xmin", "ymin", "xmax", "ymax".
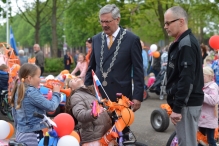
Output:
[{"xmin": 102, "ymin": 28, "xmax": 126, "ymax": 65}]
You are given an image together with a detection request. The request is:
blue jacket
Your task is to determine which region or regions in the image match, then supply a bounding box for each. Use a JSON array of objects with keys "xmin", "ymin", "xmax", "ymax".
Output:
[
  {"xmin": 131, "ymin": 49, "xmax": 148, "ymax": 77},
  {"xmin": 212, "ymin": 60, "xmax": 219, "ymax": 85},
  {"xmin": 12, "ymin": 85, "xmax": 61, "ymax": 133},
  {"xmin": 142, "ymin": 50, "xmax": 148, "ymax": 70},
  {"xmin": 0, "ymin": 70, "xmax": 9, "ymax": 93},
  {"xmin": 19, "ymin": 56, "xmax": 28, "ymax": 66}
]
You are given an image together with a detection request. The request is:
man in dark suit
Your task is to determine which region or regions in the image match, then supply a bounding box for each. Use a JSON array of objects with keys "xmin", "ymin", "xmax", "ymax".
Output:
[{"xmin": 85, "ymin": 4, "xmax": 144, "ymax": 112}]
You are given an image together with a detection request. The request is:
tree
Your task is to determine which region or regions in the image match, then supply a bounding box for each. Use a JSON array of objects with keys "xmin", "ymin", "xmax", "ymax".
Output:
[
  {"xmin": 135, "ymin": 0, "xmax": 177, "ymax": 45},
  {"xmin": 16, "ymin": 0, "xmax": 50, "ymax": 44},
  {"xmin": 64, "ymin": 0, "xmax": 143, "ymax": 47},
  {"xmin": 49, "ymin": 0, "xmax": 72, "ymax": 57},
  {"xmin": 3, "ymin": 0, "xmax": 218, "ymax": 53},
  {"xmin": 0, "ymin": 0, "xmax": 12, "ymax": 19}
]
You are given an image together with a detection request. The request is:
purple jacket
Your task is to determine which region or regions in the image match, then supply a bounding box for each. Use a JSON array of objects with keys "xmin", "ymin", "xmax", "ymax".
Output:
[{"xmin": 198, "ymin": 81, "xmax": 219, "ymax": 129}]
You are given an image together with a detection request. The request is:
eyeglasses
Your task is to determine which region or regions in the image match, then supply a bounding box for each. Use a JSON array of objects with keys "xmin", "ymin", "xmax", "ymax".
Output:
[
  {"xmin": 99, "ymin": 19, "xmax": 115, "ymax": 24},
  {"xmin": 164, "ymin": 18, "xmax": 180, "ymax": 26}
]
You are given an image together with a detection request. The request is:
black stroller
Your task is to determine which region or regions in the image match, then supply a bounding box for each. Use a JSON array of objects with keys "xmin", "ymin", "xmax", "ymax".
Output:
[{"xmin": 148, "ymin": 70, "xmax": 167, "ymax": 100}]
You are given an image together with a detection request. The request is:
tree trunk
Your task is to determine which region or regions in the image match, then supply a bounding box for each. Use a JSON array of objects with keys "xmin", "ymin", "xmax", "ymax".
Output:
[
  {"xmin": 51, "ymin": 0, "xmax": 58, "ymax": 57},
  {"xmin": 157, "ymin": 0, "xmax": 169, "ymax": 45},
  {"xmin": 35, "ymin": 24, "xmax": 40, "ymax": 44},
  {"xmin": 16, "ymin": 0, "xmax": 50, "ymax": 46},
  {"xmin": 35, "ymin": 0, "xmax": 40, "ymax": 44}
]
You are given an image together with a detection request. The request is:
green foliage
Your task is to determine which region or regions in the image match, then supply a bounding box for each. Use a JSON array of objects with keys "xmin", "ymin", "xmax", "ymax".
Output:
[
  {"xmin": 10, "ymin": 15, "xmax": 35, "ymax": 47},
  {"xmin": 0, "ymin": 0, "xmax": 12, "ymax": 18},
  {"xmin": 0, "ymin": 25, "xmax": 6, "ymax": 42},
  {"xmin": 0, "ymin": 0, "xmax": 218, "ymax": 50},
  {"xmin": 65, "ymin": 0, "xmax": 106, "ymax": 47},
  {"xmin": 44, "ymin": 58, "xmax": 64, "ymax": 73},
  {"xmin": 44, "ymin": 57, "xmax": 76, "ymax": 73}
]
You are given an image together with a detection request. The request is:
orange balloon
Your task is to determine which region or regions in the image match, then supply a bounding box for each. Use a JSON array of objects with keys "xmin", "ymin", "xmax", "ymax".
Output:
[
  {"xmin": 60, "ymin": 70, "xmax": 69, "ymax": 75},
  {"xmin": 153, "ymin": 51, "xmax": 160, "ymax": 58},
  {"xmin": 115, "ymin": 108, "xmax": 134, "ymax": 132},
  {"xmin": 70, "ymin": 131, "xmax": 80, "ymax": 142},
  {"xmin": 5, "ymin": 122, "xmax": 14, "ymax": 139}
]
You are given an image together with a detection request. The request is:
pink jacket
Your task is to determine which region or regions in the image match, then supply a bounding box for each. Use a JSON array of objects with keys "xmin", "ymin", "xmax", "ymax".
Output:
[
  {"xmin": 147, "ymin": 76, "xmax": 155, "ymax": 87},
  {"xmin": 71, "ymin": 61, "xmax": 88, "ymax": 80},
  {"xmin": 198, "ymin": 81, "xmax": 219, "ymax": 129}
]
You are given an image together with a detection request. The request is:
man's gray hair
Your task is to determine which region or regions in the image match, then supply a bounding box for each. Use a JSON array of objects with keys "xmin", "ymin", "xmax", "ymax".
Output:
[
  {"xmin": 168, "ymin": 6, "xmax": 188, "ymax": 24},
  {"xmin": 99, "ymin": 4, "xmax": 121, "ymax": 19}
]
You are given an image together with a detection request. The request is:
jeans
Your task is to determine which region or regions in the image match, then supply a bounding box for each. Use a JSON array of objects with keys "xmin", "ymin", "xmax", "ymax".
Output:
[{"xmin": 198, "ymin": 127, "xmax": 216, "ymax": 146}]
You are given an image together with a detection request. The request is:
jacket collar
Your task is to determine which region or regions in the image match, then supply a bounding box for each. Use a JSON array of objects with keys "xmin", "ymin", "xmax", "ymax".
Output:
[
  {"xmin": 102, "ymin": 27, "xmax": 126, "ymax": 64},
  {"xmin": 0, "ymin": 70, "xmax": 8, "ymax": 75},
  {"xmin": 203, "ymin": 81, "xmax": 215, "ymax": 89},
  {"xmin": 174, "ymin": 29, "xmax": 191, "ymax": 43}
]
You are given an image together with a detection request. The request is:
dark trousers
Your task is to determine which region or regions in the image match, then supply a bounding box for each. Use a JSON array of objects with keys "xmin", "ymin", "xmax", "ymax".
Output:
[
  {"xmin": 198, "ymin": 127, "xmax": 216, "ymax": 146},
  {"xmin": 40, "ymin": 67, "xmax": 44, "ymax": 76},
  {"xmin": 64, "ymin": 65, "xmax": 71, "ymax": 71}
]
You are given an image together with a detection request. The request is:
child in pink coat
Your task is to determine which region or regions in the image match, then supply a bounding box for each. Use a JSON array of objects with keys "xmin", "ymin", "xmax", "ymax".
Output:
[
  {"xmin": 147, "ymin": 73, "xmax": 155, "ymax": 87},
  {"xmin": 198, "ymin": 66, "xmax": 219, "ymax": 146},
  {"xmin": 71, "ymin": 53, "xmax": 88, "ymax": 81}
]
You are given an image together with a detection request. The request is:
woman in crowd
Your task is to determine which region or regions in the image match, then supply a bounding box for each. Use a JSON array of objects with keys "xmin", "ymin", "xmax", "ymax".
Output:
[
  {"xmin": 85, "ymin": 38, "xmax": 92, "ymax": 64},
  {"xmin": 64, "ymin": 50, "xmax": 74, "ymax": 71},
  {"xmin": 201, "ymin": 43, "xmax": 208, "ymax": 64}
]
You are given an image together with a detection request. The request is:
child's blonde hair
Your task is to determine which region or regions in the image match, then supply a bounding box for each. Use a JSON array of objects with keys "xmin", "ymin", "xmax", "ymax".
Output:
[
  {"xmin": 10, "ymin": 63, "xmax": 40, "ymax": 109},
  {"xmin": 64, "ymin": 78, "xmax": 71, "ymax": 89},
  {"xmin": 203, "ymin": 55, "xmax": 212, "ymax": 66},
  {"xmin": 149, "ymin": 73, "xmax": 155, "ymax": 77},
  {"xmin": 203, "ymin": 66, "xmax": 214, "ymax": 77}
]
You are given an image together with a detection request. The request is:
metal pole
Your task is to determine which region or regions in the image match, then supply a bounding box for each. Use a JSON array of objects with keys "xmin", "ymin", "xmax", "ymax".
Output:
[{"xmin": 6, "ymin": 0, "xmax": 9, "ymax": 45}]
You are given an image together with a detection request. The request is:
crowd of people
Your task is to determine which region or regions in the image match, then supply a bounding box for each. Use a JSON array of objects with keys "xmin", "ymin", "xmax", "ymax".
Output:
[{"xmin": 1, "ymin": 3, "xmax": 219, "ymax": 146}]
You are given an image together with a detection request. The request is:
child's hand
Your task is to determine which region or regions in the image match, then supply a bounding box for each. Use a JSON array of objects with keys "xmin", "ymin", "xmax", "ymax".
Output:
[{"xmin": 53, "ymin": 84, "xmax": 61, "ymax": 93}]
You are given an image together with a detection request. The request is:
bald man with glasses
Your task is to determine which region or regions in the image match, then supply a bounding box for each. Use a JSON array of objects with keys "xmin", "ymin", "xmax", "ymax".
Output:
[{"xmin": 164, "ymin": 6, "xmax": 204, "ymax": 146}]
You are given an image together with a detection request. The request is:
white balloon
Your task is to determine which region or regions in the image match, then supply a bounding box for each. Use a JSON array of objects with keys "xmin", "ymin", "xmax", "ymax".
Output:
[
  {"xmin": 0, "ymin": 120, "xmax": 10, "ymax": 140},
  {"xmin": 57, "ymin": 135, "xmax": 79, "ymax": 146},
  {"xmin": 150, "ymin": 44, "xmax": 158, "ymax": 52},
  {"xmin": 45, "ymin": 75, "xmax": 55, "ymax": 80}
]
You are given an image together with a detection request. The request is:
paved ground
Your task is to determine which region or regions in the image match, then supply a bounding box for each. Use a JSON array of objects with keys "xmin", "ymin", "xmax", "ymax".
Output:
[
  {"xmin": 0, "ymin": 92, "xmax": 175, "ymax": 146},
  {"xmin": 131, "ymin": 92, "xmax": 175, "ymax": 146}
]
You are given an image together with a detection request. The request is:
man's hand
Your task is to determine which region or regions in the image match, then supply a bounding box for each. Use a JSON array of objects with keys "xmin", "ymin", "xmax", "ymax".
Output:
[
  {"xmin": 131, "ymin": 99, "xmax": 141, "ymax": 112},
  {"xmin": 170, "ymin": 112, "xmax": 182, "ymax": 125}
]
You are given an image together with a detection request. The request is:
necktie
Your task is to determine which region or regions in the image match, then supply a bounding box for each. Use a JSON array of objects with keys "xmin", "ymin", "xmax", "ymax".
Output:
[{"xmin": 108, "ymin": 35, "xmax": 113, "ymax": 49}]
